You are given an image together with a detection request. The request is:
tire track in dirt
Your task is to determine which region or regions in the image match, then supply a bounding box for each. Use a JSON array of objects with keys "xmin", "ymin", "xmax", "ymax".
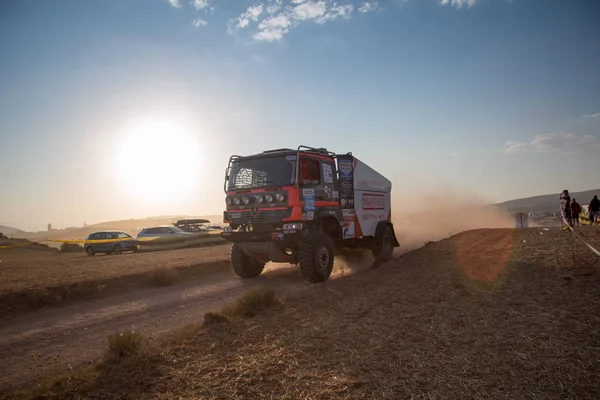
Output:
[{"xmin": 0, "ymin": 255, "xmax": 348, "ymax": 392}]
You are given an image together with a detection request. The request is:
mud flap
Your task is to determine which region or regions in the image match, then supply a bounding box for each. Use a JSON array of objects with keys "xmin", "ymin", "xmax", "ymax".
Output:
[{"xmin": 374, "ymin": 221, "xmax": 400, "ymax": 247}]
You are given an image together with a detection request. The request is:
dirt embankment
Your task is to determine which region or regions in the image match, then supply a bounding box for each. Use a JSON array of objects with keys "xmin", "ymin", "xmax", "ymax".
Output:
[
  {"xmin": 6, "ymin": 227, "xmax": 600, "ymax": 400},
  {"xmin": 0, "ymin": 243, "xmax": 232, "ymax": 318},
  {"xmin": 0, "ymin": 241, "xmax": 374, "ymax": 394}
]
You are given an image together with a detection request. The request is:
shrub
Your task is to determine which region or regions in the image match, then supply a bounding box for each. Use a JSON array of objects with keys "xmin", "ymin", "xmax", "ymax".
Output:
[
  {"xmin": 105, "ymin": 330, "xmax": 148, "ymax": 361},
  {"xmin": 172, "ymin": 322, "xmax": 204, "ymax": 345},
  {"xmin": 171, "ymin": 288, "xmax": 279, "ymax": 345},
  {"xmin": 203, "ymin": 312, "xmax": 229, "ymax": 326},
  {"xmin": 146, "ymin": 267, "xmax": 178, "ymax": 286},
  {"xmin": 60, "ymin": 242, "xmax": 83, "ymax": 253},
  {"xmin": 221, "ymin": 285, "xmax": 280, "ymax": 319}
]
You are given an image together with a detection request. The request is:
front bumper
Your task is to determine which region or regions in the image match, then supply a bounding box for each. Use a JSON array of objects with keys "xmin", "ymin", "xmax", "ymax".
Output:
[{"xmin": 221, "ymin": 229, "xmax": 302, "ymax": 246}]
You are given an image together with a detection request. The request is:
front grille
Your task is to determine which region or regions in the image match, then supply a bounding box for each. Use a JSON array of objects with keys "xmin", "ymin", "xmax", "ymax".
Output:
[{"xmin": 230, "ymin": 209, "xmax": 288, "ymax": 224}]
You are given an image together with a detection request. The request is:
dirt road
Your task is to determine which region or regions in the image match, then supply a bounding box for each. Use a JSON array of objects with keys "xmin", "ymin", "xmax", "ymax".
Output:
[{"xmin": 0, "ymin": 250, "xmax": 366, "ymax": 393}]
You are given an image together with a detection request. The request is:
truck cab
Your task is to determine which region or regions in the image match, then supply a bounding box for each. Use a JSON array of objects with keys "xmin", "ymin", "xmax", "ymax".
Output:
[{"xmin": 222, "ymin": 145, "xmax": 399, "ymax": 283}]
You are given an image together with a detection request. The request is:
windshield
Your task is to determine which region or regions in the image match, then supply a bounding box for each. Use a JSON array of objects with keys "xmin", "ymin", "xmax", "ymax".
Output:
[
  {"xmin": 108, "ymin": 232, "xmax": 132, "ymax": 239},
  {"xmin": 227, "ymin": 155, "xmax": 296, "ymax": 191}
]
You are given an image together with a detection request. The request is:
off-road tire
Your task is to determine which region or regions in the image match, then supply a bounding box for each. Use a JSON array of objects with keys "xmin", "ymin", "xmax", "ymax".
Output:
[
  {"xmin": 231, "ymin": 243, "xmax": 265, "ymax": 278},
  {"xmin": 299, "ymin": 231, "xmax": 334, "ymax": 283},
  {"xmin": 112, "ymin": 244, "xmax": 123, "ymax": 255},
  {"xmin": 372, "ymin": 224, "xmax": 394, "ymax": 262},
  {"xmin": 85, "ymin": 246, "xmax": 95, "ymax": 257}
]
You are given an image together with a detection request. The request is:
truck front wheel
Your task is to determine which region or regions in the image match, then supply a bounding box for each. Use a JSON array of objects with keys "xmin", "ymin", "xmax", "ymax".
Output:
[
  {"xmin": 299, "ymin": 232, "xmax": 334, "ymax": 283},
  {"xmin": 230, "ymin": 243, "xmax": 265, "ymax": 278}
]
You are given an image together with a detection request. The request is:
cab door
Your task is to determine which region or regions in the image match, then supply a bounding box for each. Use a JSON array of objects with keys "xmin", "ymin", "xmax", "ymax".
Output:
[{"xmin": 299, "ymin": 156, "xmax": 339, "ymax": 221}]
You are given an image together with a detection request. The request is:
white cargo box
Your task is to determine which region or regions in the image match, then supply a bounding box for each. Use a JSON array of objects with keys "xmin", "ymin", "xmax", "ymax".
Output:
[
  {"xmin": 338, "ymin": 156, "xmax": 392, "ymax": 239},
  {"xmin": 352, "ymin": 157, "xmax": 392, "ymax": 193}
]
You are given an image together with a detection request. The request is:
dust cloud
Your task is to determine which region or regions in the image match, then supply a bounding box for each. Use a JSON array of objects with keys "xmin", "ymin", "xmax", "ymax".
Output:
[
  {"xmin": 390, "ymin": 187, "xmax": 514, "ymax": 254},
  {"xmin": 263, "ymin": 187, "xmax": 515, "ymax": 277},
  {"xmin": 325, "ymin": 188, "xmax": 515, "ymax": 277},
  {"xmin": 333, "ymin": 248, "xmax": 376, "ymax": 277}
]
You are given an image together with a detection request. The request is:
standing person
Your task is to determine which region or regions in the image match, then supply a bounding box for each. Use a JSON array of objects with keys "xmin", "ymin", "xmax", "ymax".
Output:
[
  {"xmin": 571, "ymin": 198, "xmax": 582, "ymax": 226},
  {"xmin": 589, "ymin": 195, "xmax": 600, "ymax": 226},
  {"xmin": 560, "ymin": 190, "xmax": 572, "ymax": 227}
]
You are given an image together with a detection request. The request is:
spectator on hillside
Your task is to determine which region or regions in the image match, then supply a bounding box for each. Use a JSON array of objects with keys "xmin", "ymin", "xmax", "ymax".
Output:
[
  {"xmin": 589, "ymin": 195, "xmax": 600, "ymax": 226},
  {"xmin": 571, "ymin": 198, "xmax": 582, "ymax": 226},
  {"xmin": 560, "ymin": 190, "xmax": 572, "ymax": 227}
]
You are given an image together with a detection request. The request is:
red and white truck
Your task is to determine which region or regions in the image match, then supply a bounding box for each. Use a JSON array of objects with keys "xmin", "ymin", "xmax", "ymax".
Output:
[{"xmin": 221, "ymin": 146, "xmax": 399, "ymax": 283}]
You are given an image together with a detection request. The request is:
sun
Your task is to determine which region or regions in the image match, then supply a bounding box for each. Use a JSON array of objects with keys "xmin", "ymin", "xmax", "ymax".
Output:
[{"xmin": 113, "ymin": 117, "xmax": 201, "ymax": 203}]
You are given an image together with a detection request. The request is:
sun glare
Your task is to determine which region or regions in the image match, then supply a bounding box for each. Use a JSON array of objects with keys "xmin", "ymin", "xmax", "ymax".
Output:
[{"xmin": 113, "ymin": 118, "xmax": 202, "ymax": 203}]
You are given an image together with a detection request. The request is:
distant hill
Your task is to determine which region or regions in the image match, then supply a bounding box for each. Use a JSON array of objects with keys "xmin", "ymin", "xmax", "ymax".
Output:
[
  {"xmin": 495, "ymin": 189, "xmax": 600, "ymax": 214},
  {"xmin": 0, "ymin": 225, "xmax": 26, "ymax": 238}
]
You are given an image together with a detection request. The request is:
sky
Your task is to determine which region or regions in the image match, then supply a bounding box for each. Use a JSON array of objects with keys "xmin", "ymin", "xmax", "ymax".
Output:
[{"xmin": 1, "ymin": 0, "xmax": 599, "ymax": 231}]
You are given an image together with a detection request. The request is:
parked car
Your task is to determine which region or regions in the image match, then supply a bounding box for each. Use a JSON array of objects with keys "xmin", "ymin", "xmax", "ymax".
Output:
[
  {"xmin": 84, "ymin": 230, "xmax": 139, "ymax": 256},
  {"xmin": 172, "ymin": 219, "xmax": 223, "ymax": 233},
  {"xmin": 136, "ymin": 226, "xmax": 195, "ymax": 239}
]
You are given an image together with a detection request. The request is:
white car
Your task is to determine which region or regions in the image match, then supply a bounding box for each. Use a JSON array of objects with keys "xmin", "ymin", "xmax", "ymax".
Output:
[{"xmin": 136, "ymin": 226, "xmax": 195, "ymax": 239}]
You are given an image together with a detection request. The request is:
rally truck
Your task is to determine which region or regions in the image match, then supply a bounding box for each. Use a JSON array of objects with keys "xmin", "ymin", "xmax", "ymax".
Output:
[{"xmin": 221, "ymin": 146, "xmax": 400, "ymax": 283}]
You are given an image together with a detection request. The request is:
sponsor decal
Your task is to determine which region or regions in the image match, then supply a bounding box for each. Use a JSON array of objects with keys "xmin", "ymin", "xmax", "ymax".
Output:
[
  {"xmin": 343, "ymin": 224, "xmax": 355, "ymax": 239},
  {"xmin": 286, "ymin": 155, "xmax": 297, "ymax": 161},
  {"xmin": 338, "ymin": 160, "xmax": 352, "ymax": 178},
  {"xmin": 361, "ymin": 213, "xmax": 384, "ymax": 221},
  {"xmin": 323, "ymin": 163, "xmax": 333, "ymax": 183},
  {"xmin": 302, "ymin": 211, "xmax": 315, "ymax": 221},
  {"xmin": 342, "ymin": 209, "xmax": 355, "ymax": 222},
  {"xmin": 303, "ymin": 188, "xmax": 316, "ymax": 212},
  {"xmin": 337, "ymin": 156, "xmax": 354, "ymax": 209},
  {"xmin": 362, "ymin": 193, "xmax": 385, "ymax": 210},
  {"xmin": 332, "ymin": 190, "xmax": 339, "ymax": 200},
  {"xmin": 271, "ymin": 232, "xmax": 284, "ymax": 240}
]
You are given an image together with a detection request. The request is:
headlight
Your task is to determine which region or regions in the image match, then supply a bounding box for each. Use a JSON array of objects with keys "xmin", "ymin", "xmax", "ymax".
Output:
[
  {"xmin": 233, "ymin": 197, "xmax": 241, "ymax": 205},
  {"xmin": 265, "ymin": 194, "xmax": 274, "ymax": 203},
  {"xmin": 283, "ymin": 223, "xmax": 302, "ymax": 230},
  {"xmin": 255, "ymin": 195, "xmax": 264, "ymax": 203},
  {"xmin": 275, "ymin": 192, "xmax": 285, "ymax": 202},
  {"xmin": 225, "ymin": 197, "xmax": 232, "ymax": 206},
  {"xmin": 242, "ymin": 196, "xmax": 250, "ymax": 205}
]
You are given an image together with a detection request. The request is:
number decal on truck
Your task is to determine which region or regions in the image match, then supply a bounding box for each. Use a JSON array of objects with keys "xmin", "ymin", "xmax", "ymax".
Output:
[{"xmin": 303, "ymin": 189, "xmax": 316, "ymax": 212}]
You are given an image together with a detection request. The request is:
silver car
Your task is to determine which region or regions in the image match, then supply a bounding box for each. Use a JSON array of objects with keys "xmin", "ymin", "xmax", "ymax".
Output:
[{"xmin": 136, "ymin": 226, "xmax": 194, "ymax": 239}]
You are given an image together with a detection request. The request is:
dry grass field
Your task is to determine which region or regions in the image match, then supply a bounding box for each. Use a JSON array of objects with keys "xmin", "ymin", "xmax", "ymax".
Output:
[
  {"xmin": 8, "ymin": 227, "xmax": 600, "ymax": 400},
  {"xmin": 0, "ymin": 240, "xmax": 231, "ymax": 317}
]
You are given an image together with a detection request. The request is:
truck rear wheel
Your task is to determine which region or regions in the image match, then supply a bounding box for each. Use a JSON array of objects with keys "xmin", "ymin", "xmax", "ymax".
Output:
[
  {"xmin": 372, "ymin": 224, "xmax": 394, "ymax": 262},
  {"xmin": 299, "ymin": 232, "xmax": 334, "ymax": 283},
  {"xmin": 230, "ymin": 243, "xmax": 265, "ymax": 278}
]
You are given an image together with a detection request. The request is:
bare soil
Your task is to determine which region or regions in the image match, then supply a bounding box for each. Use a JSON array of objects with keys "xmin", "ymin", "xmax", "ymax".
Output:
[
  {"xmin": 0, "ymin": 243, "xmax": 231, "ymax": 317},
  {"xmin": 0, "ymin": 242, "xmax": 368, "ymax": 394},
  {"xmin": 4, "ymin": 227, "xmax": 600, "ymax": 399}
]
